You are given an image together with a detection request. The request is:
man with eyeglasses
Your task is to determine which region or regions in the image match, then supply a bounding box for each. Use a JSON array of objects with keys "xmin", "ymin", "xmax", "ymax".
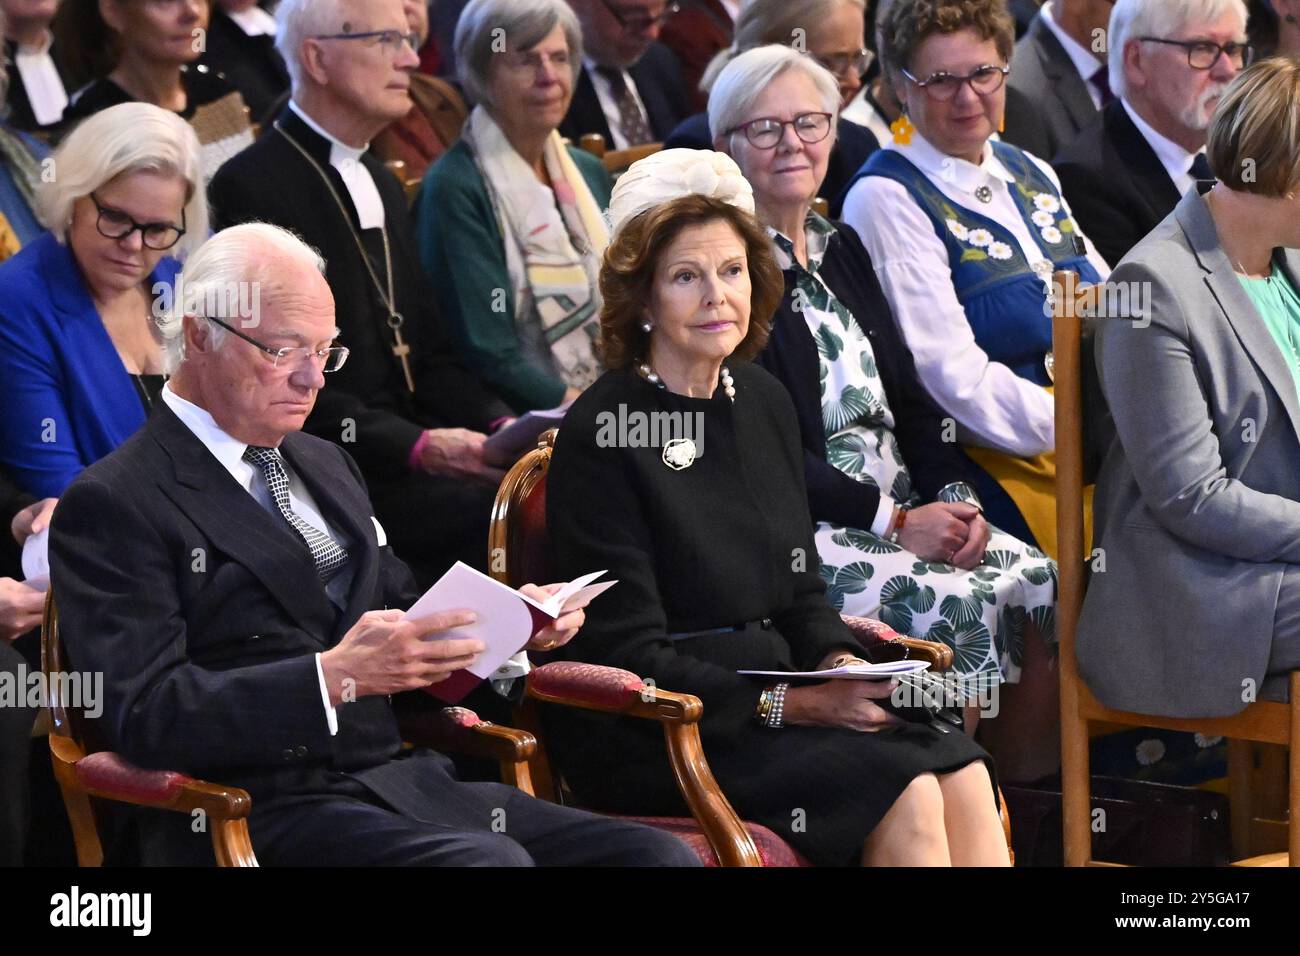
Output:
[
  {"xmin": 558, "ymin": 0, "xmax": 690, "ymax": 148},
  {"xmin": 1003, "ymin": 1, "xmax": 1116, "ymax": 162},
  {"xmin": 210, "ymin": 0, "xmax": 517, "ymax": 589},
  {"xmin": 1054, "ymin": 0, "xmax": 1249, "ymax": 267}
]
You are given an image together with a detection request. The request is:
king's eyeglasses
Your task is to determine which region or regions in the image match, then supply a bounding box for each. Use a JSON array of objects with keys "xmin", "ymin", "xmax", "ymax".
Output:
[
  {"xmin": 90, "ymin": 193, "xmax": 187, "ymax": 251},
  {"xmin": 204, "ymin": 315, "xmax": 350, "ymax": 373},
  {"xmin": 899, "ymin": 64, "xmax": 1010, "ymax": 101},
  {"xmin": 725, "ymin": 112, "xmax": 833, "ymax": 149}
]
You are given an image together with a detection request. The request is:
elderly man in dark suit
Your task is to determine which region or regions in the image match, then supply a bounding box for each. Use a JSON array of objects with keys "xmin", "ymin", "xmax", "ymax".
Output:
[
  {"xmin": 47, "ymin": 221, "xmax": 697, "ymax": 867},
  {"xmin": 1054, "ymin": 0, "xmax": 1247, "ymax": 267},
  {"xmin": 558, "ymin": 0, "xmax": 689, "ymax": 147},
  {"xmin": 1002, "ymin": 0, "xmax": 1113, "ymax": 161}
]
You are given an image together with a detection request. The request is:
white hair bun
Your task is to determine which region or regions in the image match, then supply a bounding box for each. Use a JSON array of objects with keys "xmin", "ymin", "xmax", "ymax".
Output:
[{"xmin": 607, "ymin": 148, "xmax": 756, "ymax": 239}]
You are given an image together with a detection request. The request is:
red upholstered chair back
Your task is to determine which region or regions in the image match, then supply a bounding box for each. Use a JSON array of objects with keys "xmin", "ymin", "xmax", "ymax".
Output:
[{"xmin": 488, "ymin": 428, "xmax": 556, "ymax": 589}]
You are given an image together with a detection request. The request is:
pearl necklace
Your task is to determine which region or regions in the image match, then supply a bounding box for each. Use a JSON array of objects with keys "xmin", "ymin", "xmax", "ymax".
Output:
[{"xmin": 636, "ymin": 361, "xmax": 735, "ymax": 402}]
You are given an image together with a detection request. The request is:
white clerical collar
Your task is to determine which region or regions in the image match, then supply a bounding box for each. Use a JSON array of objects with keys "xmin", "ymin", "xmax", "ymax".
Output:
[
  {"xmin": 162, "ymin": 383, "xmax": 267, "ymax": 486},
  {"xmin": 886, "ymin": 127, "xmax": 1016, "ymax": 194},
  {"xmin": 1038, "ymin": 1, "xmax": 1102, "ymax": 84},
  {"xmin": 227, "ymin": 5, "xmax": 277, "ymax": 37},
  {"xmin": 1120, "ymin": 97, "xmax": 1199, "ymax": 188},
  {"xmin": 12, "ymin": 30, "xmax": 68, "ymax": 126},
  {"xmin": 287, "ymin": 100, "xmax": 385, "ymax": 229}
]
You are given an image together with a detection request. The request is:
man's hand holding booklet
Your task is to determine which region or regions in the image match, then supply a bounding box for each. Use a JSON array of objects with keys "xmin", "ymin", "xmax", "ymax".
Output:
[{"xmin": 402, "ymin": 562, "xmax": 617, "ymax": 702}]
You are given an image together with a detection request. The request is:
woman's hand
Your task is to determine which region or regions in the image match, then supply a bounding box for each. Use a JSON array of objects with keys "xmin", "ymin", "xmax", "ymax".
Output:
[
  {"xmin": 519, "ymin": 583, "xmax": 584, "ymax": 651},
  {"xmin": 898, "ymin": 502, "xmax": 978, "ymax": 564},
  {"xmin": 783, "ymin": 678, "xmax": 904, "ymax": 732},
  {"xmin": 0, "ymin": 578, "xmax": 44, "ymax": 643},
  {"xmin": 11, "ymin": 497, "xmax": 57, "ymax": 546}
]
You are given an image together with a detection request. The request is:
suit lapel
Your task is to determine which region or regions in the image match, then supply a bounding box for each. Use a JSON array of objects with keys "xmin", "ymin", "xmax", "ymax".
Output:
[
  {"xmin": 573, "ymin": 67, "xmax": 613, "ymax": 144},
  {"xmin": 1110, "ymin": 102, "xmax": 1181, "ymax": 222},
  {"xmin": 1031, "ymin": 20, "xmax": 1096, "ymax": 132},
  {"xmin": 149, "ymin": 404, "xmax": 337, "ymax": 635},
  {"xmin": 1177, "ymin": 192, "xmax": 1300, "ymax": 443}
]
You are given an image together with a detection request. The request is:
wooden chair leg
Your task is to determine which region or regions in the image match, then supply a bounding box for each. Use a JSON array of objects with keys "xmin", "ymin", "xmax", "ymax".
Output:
[
  {"xmin": 210, "ymin": 819, "xmax": 258, "ymax": 867},
  {"xmin": 1290, "ymin": 673, "xmax": 1300, "ymax": 866},
  {"xmin": 1060, "ymin": 699, "xmax": 1092, "ymax": 866},
  {"xmin": 1228, "ymin": 738, "xmax": 1254, "ymax": 859}
]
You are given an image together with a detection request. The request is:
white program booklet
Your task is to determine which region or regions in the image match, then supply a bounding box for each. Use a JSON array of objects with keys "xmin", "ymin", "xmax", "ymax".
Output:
[
  {"xmin": 21, "ymin": 527, "xmax": 50, "ymax": 592},
  {"xmin": 402, "ymin": 562, "xmax": 616, "ymax": 702},
  {"xmin": 738, "ymin": 660, "xmax": 931, "ymax": 680},
  {"xmin": 482, "ymin": 404, "xmax": 569, "ymax": 467}
]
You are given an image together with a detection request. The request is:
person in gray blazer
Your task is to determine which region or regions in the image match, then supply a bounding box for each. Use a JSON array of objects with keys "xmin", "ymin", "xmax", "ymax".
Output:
[
  {"xmin": 1078, "ymin": 58, "xmax": 1300, "ymax": 718},
  {"xmin": 1003, "ymin": 1, "xmax": 1112, "ymax": 161}
]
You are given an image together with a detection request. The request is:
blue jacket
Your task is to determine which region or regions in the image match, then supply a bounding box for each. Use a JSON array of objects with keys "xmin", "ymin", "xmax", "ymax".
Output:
[{"xmin": 0, "ymin": 232, "xmax": 180, "ymax": 497}]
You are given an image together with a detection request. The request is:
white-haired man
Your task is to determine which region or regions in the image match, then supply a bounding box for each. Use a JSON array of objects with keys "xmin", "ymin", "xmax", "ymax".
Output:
[
  {"xmin": 209, "ymin": 0, "xmax": 512, "ymax": 588},
  {"xmin": 49, "ymin": 222, "xmax": 697, "ymax": 867},
  {"xmin": 1054, "ymin": 0, "xmax": 1248, "ymax": 266}
]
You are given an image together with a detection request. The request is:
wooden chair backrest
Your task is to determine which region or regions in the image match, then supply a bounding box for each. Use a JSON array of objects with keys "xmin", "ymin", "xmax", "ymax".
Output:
[
  {"xmin": 577, "ymin": 133, "xmax": 664, "ymax": 174},
  {"xmin": 41, "ymin": 591, "xmax": 90, "ymax": 749},
  {"xmin": 488, "ymin": 429, "xmax": 557, "ymax": 590}
]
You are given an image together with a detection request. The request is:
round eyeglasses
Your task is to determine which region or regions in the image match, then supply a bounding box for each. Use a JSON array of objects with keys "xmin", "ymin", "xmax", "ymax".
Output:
[
  {"xmin": 900, "ymin": 64, "xmax": 1010, "ymax": 101},
  {"xmin": 726, "ymin": 112, "xmax": 833, "ymax": 149},
  {"xmin": 205, "ymin": 315, "xmax": 350, "ymax": 373},
  {"xmin": 813, "ymin": 48, "xmax": 875, "ymax": 79},
  {"xmin": 89, "ymin": 193, "xmax": 187, "ymax": 251}
]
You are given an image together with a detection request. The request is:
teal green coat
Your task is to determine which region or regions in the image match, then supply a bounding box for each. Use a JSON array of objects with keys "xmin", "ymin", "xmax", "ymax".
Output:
[{"xmin": 416, "ymin": 139, "xmax": 612, "ymax": 412}]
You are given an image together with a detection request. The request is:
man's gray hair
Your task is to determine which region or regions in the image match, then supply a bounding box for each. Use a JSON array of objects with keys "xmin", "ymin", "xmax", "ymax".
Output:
[
  {"xmin": 709, "ymin": 44, "xmax": 841, "ymax": 142},
  {"xmin": 1108, "ymin": 0, "xmax": 1248, "ymax": 100},
  {"xmin": 701, "ymin": 0, "xmax": 865, "ymax": 93},
  {"xmin": 161, "ymin": 223, "xmax": 328, "ymax": 373},
  {"xmin": 454, "ymin": 0, "xmax": 583, "ymax": 110},
  {"xmin": 275, "ymin": 0, "xmax": 347, "ymax": 91}
]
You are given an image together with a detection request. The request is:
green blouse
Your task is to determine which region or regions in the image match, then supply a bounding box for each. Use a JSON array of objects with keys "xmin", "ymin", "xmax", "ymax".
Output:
[{"xmin": 1238, "ymin": 259, "xmax": 1300, "ymax": 405}]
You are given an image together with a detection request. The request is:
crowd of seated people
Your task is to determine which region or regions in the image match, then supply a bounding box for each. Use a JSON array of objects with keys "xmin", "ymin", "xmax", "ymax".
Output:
[{"xmin": 1, "ymin": 0, "xmax": 1298, "ymax": 868}]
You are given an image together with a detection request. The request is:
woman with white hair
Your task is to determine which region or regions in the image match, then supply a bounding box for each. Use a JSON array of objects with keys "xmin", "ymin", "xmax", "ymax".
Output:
[
  {"xmin": 665, "ymin": 0, "xmax": 879, "ymax": 215},
  {"xmin": 0, "ymin": 102, "xmax": 206, "ymax": 498},
  {"xmin": 719, "ymin": 46, "xmax": 1060, "ymax": 778},
  {"xmin": 415, "ymin": 0, "xmax": 611, "ymax": 414}
]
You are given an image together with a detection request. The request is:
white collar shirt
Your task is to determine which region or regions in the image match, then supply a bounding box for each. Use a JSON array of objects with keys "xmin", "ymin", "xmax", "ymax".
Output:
[
  {"xmin": 1121, "ymin": 97, "xmax": 1203, "ymax": 198},
  {"xmin": 582, "ymin": 56, "xmax": 652, "ymax": 151},
  {"xmin": 1038, "ymin": 0, "xmax": 1106, "ymax": 109},
  {"xmin": 13, "ymin": 31, "xmax": 68, "ymax": 126},
  {"xmin": 227, "ymin": 5, "xmax": 277, "ymax": 36},
  {"xmin": 288, "ymin": 99, "xmax": 386, "ymax": 230}
]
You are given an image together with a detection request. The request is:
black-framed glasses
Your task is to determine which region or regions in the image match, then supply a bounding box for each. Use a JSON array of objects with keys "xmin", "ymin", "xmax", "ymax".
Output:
[
  {"xmin": 89, "ymin": 192, "xmax": 187, "ymax": 250},
  {"xmin": 813, "ymin": 48, "xmax": 875, "ymax": 79},
  {"xmin": 726, "ymin": 112, "xmax": 833, "ymax": 149},
  {"xmin": 204, "ymin": 315, "xmax": 350, "ymax": 373},
  {"xmin": 1138, "ymin": 37, "xmax": 1251, "ymax": 70},
  {"xmin": 312, "ymin": 29, "xmax": 420, "ymax": 55},
  {"xmin": 900, "ymin": 64, "xmax": 1009, "ymax": 101},
  {"xmin": 599, "ymin": 0, "xmax": 680, "ymax": 32}
]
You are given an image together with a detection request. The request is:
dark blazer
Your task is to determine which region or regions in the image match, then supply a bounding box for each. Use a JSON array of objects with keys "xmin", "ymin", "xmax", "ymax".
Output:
[
  {"xmin": 1003, "ymin": 10, "xmax": 1100, "ymax": 162},
  {"xmin": 558, "ymin": 43, "xmax": 690, "ymax": 145},
  {"xmin": 196, "ymin": 8, "xmax": 290, "ymax": 124},
  {"xmin": 208, "ymin": 107, "xmax": 511, "ymax": 480},
  {"xmin": 1054, "ymin": 99, "xmax": 1182, "ymax": 269},
  {"xmin": 0, "ymin": 232, "xmax": 180, "ymax": 498},
  {"xmin": 664, "ymin": 114, "xmax": 879, "ymax": 218},
  {"xmin": 658, "ymin": 0, "xmax": 733, "ymax": 111},
  {"xmin": 1, "ymin": 37, "xmax": 70, "ymax": 133},
  {"xmin": 46, "ymin": 402, "xmax": 451, "ymax": 861},
  {"xmin": 0, "ymin": 470, "xmax": 34, "ymax": 580},
  {"xmin": 756, "ymin": 222, "xmax": 983, "ymax": 530}
]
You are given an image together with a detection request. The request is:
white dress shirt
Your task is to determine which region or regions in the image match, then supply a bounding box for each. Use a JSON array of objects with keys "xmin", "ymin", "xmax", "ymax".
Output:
[
  {"xmin": 840, "ymin": 130, "xmax": 1110, "ymax": 457},
  {"xmin": 583, "ymin": 57, "xmax": 653, "ymax": 151},
  {"xmin": 1121, "ymin": 98, "xmax": 1204, "ymax": 199},
  {"xmin": 840, "ymin": 88, "xmax": 894, "ymax": 149},
  {"xmin": 161, "ymin": 384, "xmax": 367, "ymax": 736},
  {"xmin": 288, "ymin": 100, "xmax": 386, "ymax": 230},
  {"xmin": 1038, "ymin": 0, "xmax": 1106, "ymax": 109},
  {"xmin": 13, "ymin": 31, "xmax": 68, "ymax": 127},
  {"xmin": 227, "ymin": 4, "xmax": 277, "ymax": 36}
]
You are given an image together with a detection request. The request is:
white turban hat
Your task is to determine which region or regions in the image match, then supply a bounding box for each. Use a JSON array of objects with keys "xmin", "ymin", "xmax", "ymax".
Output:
[{"xmin": 606, "ymin": 148, "xmax": 756, "ymax": 239}]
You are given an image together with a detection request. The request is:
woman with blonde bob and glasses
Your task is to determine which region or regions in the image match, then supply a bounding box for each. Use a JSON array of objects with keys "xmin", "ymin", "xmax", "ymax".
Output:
[
  {"xmin": 0, "ymin": 102, "xmax": 206, "ymax": 499},
  {"xmin": 543, "ymin": 148, "xmax": 1008, "ymax": 866},
  {"xmin": 841, "ymin": 0, "xmax": 1109, "ymax": 563},
  {"xmin": 1079, "ymin": 58, "xmax": 1300, "ymax": 720}
]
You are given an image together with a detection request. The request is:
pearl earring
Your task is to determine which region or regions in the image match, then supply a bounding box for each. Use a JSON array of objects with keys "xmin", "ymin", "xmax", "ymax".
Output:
[{"xmin": 641, "ymin": 320, "xmax": 653, "ymax": 333}]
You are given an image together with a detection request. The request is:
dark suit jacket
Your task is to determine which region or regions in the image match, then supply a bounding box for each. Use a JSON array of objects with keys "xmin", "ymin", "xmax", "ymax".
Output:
[
  {"xmin": 755, "ymin": 222, "xmax": 983, "ymax": 529},
  {"xmin": 208, "ymin": 107, "xmax": 511, "ymax": 481},
  {"xmin": 658, "ymin": 0, "xmax": 733, "ymax": 111},
  {"xmin": 196, "ymin": 8, "xmax": 290, "ymax": 124},
  {"xmin": 1054, "ymin": 99, "xmax": 1182, "ymax": 269},
  {"xmin": 0, "ymin": 470, "xmax": 34, "ymax": 580},
  {"xmin": 1003, "ymin": 10, "xmax": 1100, "ymax": 162},
  {"xmin": 558, "ymin": 43, "xmax": 690, "ymax": 145},
  {"xmin": 47, "ymin": 403, "xmax": 460, "ymax": 861}
]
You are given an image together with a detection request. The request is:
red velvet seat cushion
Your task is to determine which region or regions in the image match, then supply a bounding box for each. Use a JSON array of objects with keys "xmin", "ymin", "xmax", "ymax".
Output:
[{"xmin": 76, "ymin": 751, "xmax": 191, "ymax": 803}]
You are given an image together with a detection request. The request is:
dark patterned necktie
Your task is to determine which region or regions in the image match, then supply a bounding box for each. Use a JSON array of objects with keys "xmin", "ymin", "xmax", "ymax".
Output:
[
  {"xmin": 595, "ymin": 66, "xmax": 654, "ymax": 147},
  {"xmin": 243, "ymin": 445, "xmax": 348, "ymax": 581},
  {"xmin": 1090, "ymin": 66, "xmax": 1114, "ymax": 106},
  {"xmin": 1189, "ymin": 152, "xmax": 1214, "ymax": 182}
]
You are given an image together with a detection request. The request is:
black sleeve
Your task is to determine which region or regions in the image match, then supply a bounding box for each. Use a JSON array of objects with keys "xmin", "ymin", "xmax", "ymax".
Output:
[
  {"xmin": 1000, "ymin": 85, "xmax": 1052, "ymax": 160},
  {"xmin": 0, "ymin": 470, "xmax": 35, "ymax": 579},
  {"xmin": 1054, "ymin": 159, "xmax": 1129, "ymax": 270}
]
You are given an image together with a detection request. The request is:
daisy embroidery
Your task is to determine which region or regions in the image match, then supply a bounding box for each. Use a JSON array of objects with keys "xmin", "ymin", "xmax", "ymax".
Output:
[
  {"xmin": 967, "ymin": 228, "xmax": 993, "ymax": 248},
  {"xmin": 987, "ymin": 241, "xmax": 1013, "ymax": 260},
  {"xmin": 1032, "ymin": 193, "xmax": 1060, "ymax": 214},
  {"xmin": 1031, "ymin": 210, "xmax": 1055, "ymax": 228},
  {"xmin": 946, "ymin": 218, "xmax": 969, "ymax": 240},
  {"xmin": 1041, "ymin": 226, "xmax": 1062, "ymax": 244}
]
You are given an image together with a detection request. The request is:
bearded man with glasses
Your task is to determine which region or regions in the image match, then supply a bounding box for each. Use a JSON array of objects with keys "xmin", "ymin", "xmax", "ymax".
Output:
[{"xmin": 1055, "ymin": 0, "xmax": 1249, "ymax": 268}]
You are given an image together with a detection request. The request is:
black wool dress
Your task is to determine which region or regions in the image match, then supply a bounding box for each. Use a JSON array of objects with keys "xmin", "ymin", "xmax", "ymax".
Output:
[{"xmin": 544, "ymin": 363, "xmax": 996, "ymax": 865}]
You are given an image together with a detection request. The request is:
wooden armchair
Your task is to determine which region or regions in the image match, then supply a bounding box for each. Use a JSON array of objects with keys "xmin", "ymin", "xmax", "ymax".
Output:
[
  {"xmin": 1052, "ymin": 269, "xmax": 1299, "ymax": 867},
  {"xmin": 489, "ymin": 429, "xmax": 1012, "ymax": 865},
  {"xmin": 576, "ymin": 133, "xmax": 664, "ymax": 175},
  {"xmin": 41, "ymin": 591, "xmax": 539, "ymax": 867}
]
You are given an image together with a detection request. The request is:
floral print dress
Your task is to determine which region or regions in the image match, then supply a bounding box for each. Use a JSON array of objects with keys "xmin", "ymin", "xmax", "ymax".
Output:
[{"xmin": 775, "ymin": 217, "xmax": 1059, "ymax": 688}]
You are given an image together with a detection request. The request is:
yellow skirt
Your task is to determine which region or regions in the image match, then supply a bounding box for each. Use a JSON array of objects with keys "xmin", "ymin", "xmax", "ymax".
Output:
[{"xmin": 963, "ymin": 446, "xmax": 1093, "ymax": 562}]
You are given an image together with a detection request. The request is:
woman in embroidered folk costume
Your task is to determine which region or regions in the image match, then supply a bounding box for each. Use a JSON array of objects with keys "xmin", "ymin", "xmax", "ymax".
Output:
[
  {"xmin": 840, "ymin": 0, "xmax": 1110, "ymax": 560},
  {"xmin": 544, "ymin": 148, "xmax": 1007, "ymax": 866},
  {"xmin": 416, "ymin": 0, "xmax": 611, "ymax": 414},
  {"xmin": 717, "ymin": 46, "xmax": 1058, "ymax": 778},
  {"xmin": 57, "ymin": 0, "xmax": 254, "ymax": 182}
]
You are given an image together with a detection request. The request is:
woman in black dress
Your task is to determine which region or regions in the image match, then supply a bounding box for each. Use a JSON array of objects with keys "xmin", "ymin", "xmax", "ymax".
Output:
[{"xmin": 544, "ymin": 148, "xmax": 1006, "ymax": 866}]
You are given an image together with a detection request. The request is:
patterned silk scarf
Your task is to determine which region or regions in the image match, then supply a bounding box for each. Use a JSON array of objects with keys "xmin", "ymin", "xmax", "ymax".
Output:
[
  {"xmin": 463, "ymin": 106, "xmax": 608, "ymax": 391},
  {"xmin": 0, "ymin": 123, "xmax": 42, "ymax": 216}
]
